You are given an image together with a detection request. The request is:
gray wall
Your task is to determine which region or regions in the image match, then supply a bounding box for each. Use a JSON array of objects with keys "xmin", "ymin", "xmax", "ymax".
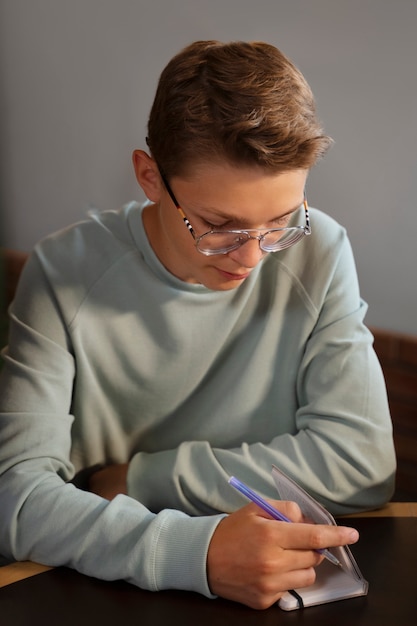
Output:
[{"xmin": 1, "ymin": 0, "xmax": 416, "ymax": 334}]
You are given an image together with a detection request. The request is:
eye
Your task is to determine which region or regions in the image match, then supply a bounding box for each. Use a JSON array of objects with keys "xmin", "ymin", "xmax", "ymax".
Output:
[
  {"xmin": 210, "ymin": 223, "xmax": 229, "ymax": 230},
  {"xmin": 273, "ymin": 214, "xmax": 292, "ymax": 228},
  {"xmin": 203, "ymin": 219, "xmax": 229, "ymax": 231}
]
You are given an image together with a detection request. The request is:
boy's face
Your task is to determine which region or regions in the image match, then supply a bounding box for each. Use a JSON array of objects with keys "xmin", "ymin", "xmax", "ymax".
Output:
[{"xmin": 142, "ymin": 161, "xmax": 308, "ymax": 291}]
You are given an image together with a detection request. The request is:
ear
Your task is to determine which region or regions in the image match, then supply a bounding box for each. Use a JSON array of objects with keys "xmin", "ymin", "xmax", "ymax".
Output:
[{"xmin": 132, "ymin": 150, "xmax": 162, "ymax": 202}]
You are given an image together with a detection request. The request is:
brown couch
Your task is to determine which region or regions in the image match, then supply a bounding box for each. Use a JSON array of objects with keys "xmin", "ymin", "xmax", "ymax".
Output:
[
  {"xmin": 0, "ymin": 248, "xmax": 28, "ymax": 351},
  {"xmin": 371, "ymin": 328, "xmax": 417, "ymax": 500}
]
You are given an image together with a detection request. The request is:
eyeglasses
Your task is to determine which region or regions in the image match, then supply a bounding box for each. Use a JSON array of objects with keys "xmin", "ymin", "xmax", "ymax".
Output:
[{"xmin": 159, "ymin": 168, "xmax": 311, "ymax": 256}]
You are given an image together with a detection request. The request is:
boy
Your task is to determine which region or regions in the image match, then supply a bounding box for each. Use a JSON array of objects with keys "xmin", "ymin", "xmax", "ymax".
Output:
[{"xmin": 0, "ymin": 40, "xmax": 395, "ymax": 609}]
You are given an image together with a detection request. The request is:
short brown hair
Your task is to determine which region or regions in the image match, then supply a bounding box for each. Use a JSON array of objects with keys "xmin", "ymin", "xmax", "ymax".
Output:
[{"xmin": 147, "ymin": 40, "xmax": 332, "ymax": 178}]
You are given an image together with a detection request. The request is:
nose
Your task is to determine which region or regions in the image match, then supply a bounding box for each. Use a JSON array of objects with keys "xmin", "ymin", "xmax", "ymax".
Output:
[{"xmin": 227, "ymin": 237, "xmax": 266, "ymax": 268}]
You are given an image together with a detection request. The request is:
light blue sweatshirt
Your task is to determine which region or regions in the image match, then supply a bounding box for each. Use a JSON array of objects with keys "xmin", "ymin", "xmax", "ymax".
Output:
[{"xmin": 0, "ymin": 202, "xmax": 396, "ymax": 596}]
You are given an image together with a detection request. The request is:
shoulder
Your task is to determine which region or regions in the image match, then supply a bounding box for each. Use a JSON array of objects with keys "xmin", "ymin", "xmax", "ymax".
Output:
[
  {"xmin": 33, "ymin": 202, "xmax": 144, "ymax": 283},
  {"xmin": 263, "ymin": 207, "xmax": 358, "ymax": 313},
  {"xmin": 267, "ymin": 207, "xmax": 350, "ymax": 271},
  {"xmin": 14, "ymin": 203, "xmax": 146, "ymax": 324},
  {"xmin": 306, "ymin": 207, "xmax": 347, "ymax": 248},
  {"xmin": 37, "ymin": 201, "xmax": 142, "ymax": 258}
]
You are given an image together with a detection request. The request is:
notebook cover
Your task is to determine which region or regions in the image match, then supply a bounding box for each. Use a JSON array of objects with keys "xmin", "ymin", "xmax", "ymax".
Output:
[{"xmin": 271, "ymin": 465, "xmax": 368, "ymax": 610}]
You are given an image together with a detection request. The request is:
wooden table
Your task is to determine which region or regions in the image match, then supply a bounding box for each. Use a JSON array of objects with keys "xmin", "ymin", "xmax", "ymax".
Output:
[
  {"xmin": 2, "ymin": 506, "xmax": 417, "ymax": 626},
  {"xmin": 1, "ymin": 501, "xmax": 416, "ymax": 589},
  {"xmin": 342, "ymin": 501, "xmax": 417, "ymax": 517}
]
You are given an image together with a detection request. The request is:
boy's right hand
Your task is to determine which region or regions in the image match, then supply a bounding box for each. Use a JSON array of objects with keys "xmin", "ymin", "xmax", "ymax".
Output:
[{"xmin": 207, "ymin": 500, "xmax": 359, "ymax": 610}]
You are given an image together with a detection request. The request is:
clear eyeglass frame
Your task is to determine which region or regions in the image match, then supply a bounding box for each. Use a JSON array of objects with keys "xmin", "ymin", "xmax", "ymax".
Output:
[{"xmin": 158, "ymin": 166, "xmax": 311, "ymax": 256}]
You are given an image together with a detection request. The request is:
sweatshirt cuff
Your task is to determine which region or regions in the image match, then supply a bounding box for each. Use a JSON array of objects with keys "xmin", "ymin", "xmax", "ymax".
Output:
[{"xmin": 149, "ymin": 509, "xmax": 225, "ymax": 597}]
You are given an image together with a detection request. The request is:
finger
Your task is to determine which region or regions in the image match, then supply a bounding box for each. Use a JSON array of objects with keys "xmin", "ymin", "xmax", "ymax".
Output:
[
  {"xmin": 277, "ymin": 521, "xmax": 359, "ymax": 551},
  {"xmin": 247, "ymin": 499, "xmax": 304, "ymax": 523},
  {"xmin": 278, "ymin": 564, "xmax": 317, "ymax": 593}
]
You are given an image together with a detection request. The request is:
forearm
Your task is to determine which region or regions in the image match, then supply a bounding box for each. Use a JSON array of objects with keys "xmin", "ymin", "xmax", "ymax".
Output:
[
  {"xmin": 0, "ymin": 459, "xmax": 220, "ymax": 596},
  {"xmin": 0, "ymin": 409, "xmax": 220, "ymax": 597},
  {"xmin": 128, "ymin": 425, "xmax": 394, "ymax": 519},
  {"xmin": 128, "ymin": 323, "xmax": 396, "ymax": 517}
]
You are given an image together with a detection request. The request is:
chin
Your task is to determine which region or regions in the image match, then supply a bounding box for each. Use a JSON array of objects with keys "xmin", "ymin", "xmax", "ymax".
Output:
[{"xmin": 200, "ymin": 275, "xmax": 247, "ymax": 292}]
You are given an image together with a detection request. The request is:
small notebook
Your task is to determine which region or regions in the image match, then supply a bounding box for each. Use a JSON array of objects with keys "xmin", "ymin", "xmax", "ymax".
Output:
[{"xmin": 271, "ymin": 465, "xmax": 369, "ymax": 611}]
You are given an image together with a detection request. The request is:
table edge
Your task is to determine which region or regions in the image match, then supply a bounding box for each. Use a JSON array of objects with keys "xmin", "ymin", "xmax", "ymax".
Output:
[{"xmin": 1, "ymin": 501, "xmax": 416, "ymax": 588}]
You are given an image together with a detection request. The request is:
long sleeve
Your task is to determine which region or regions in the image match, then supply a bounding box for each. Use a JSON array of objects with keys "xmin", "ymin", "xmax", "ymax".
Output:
[{"xmin": 0, "ymin": 240, "xmax": 222, "ymax": 596}]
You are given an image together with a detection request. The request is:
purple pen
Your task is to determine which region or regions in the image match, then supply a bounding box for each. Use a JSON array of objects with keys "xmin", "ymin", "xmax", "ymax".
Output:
[{"xmin": 229, "ymin": 476, "xmax": 342, "ymax": 568}]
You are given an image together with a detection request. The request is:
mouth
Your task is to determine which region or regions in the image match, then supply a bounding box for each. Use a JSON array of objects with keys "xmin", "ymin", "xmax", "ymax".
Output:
[{"xmin": 215, "ymin": 267, "xmax": 251, "ymax": 281}]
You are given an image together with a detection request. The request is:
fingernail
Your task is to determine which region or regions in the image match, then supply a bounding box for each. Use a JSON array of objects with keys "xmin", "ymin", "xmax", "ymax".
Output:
[{"xmin": 347, "ymin": 529, "xmax": 359, "ymax": 543}]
